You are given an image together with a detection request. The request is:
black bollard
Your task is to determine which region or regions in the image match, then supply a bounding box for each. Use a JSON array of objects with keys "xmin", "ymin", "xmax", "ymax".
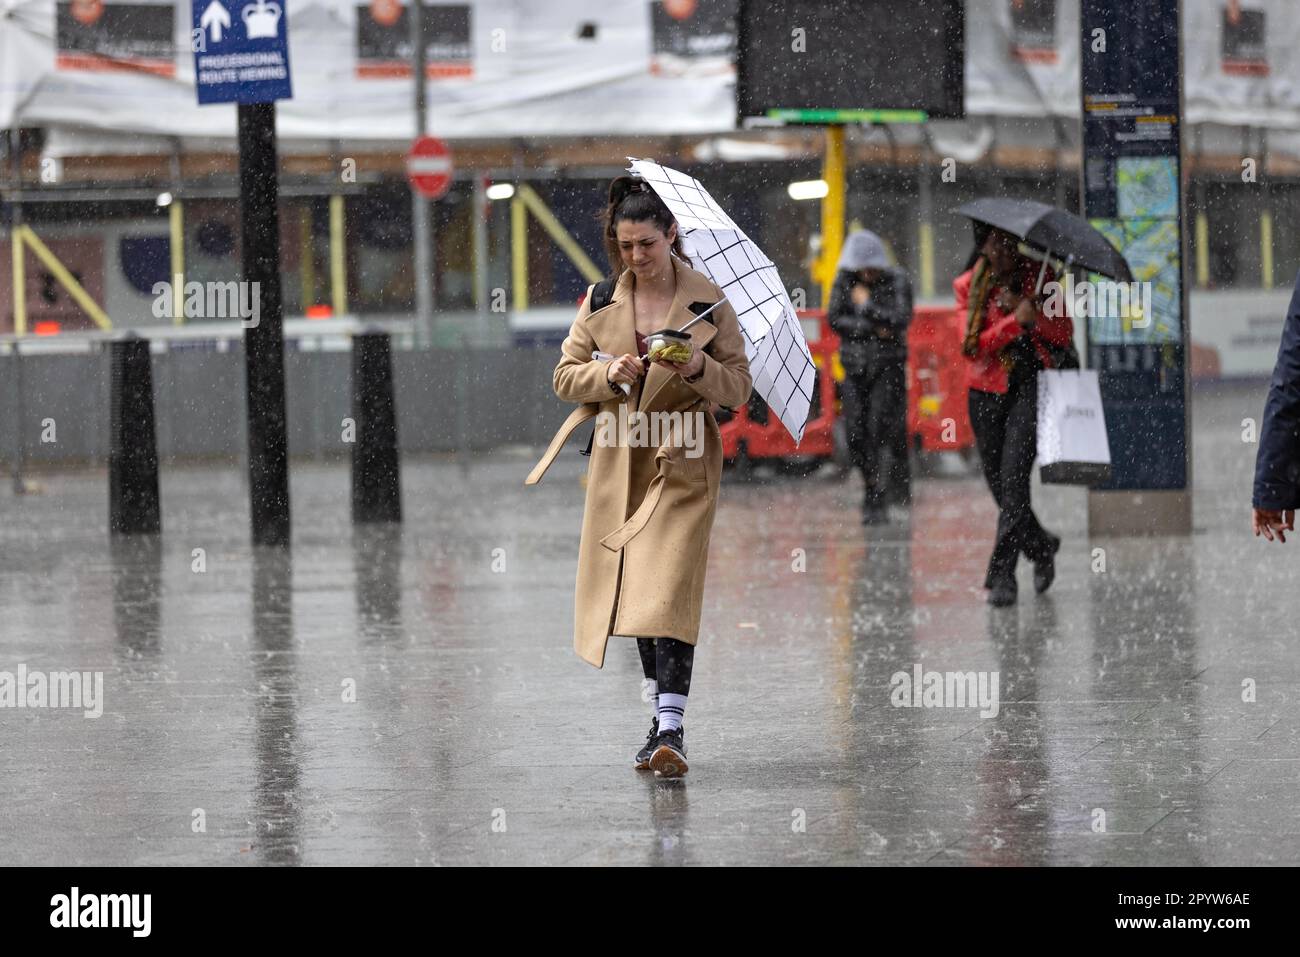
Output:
[
  {"xmin": 109, "ymin": 335, "xmax": 161, "ymax": 535},
  {"xmin": 351, "ymin": 331, "xmax": 401, "ymax": 523},
  {"xmin": 239, "ymin": 101, "xmax": 291, "ymax": 548}
]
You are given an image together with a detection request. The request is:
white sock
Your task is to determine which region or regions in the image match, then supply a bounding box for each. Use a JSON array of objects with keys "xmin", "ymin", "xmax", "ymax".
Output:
[
  {"xmin": 657, "ymin": 693, "xmax": 687, "ymax": 734},
  {"xmin": 641, "ymin": 678, "xmax": 659, "ymax": 719}
]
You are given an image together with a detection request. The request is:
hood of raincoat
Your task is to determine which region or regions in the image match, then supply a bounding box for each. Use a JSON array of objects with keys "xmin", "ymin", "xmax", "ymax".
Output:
[{"xmin": 836, "ymin": 229, "xmax": 890, "ymax": 273}]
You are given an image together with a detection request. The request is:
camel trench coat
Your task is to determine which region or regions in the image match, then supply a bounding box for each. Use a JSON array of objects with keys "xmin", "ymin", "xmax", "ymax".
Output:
[{"xmin": 524, "ymin": 257, "xmax": 753, "ymax": 667}]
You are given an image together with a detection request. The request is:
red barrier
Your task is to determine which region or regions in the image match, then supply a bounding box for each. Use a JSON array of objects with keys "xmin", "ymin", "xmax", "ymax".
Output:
[
  {"xmin": 718, "ymin": 306, "xmax": 975, "ymax": 469},
  {"xmin": 906, "ymin": 305, "xmax": 975, "ymax": 453}
]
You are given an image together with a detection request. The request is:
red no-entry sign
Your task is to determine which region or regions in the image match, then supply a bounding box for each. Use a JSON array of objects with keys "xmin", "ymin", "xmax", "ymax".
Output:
[{"xmin": 406, "ymin": 136, "xmax": 453, "ymax": 199}]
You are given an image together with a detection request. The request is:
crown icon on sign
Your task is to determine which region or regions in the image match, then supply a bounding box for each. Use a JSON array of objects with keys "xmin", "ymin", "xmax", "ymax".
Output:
[{"xmin": 242, "ymin": 0, "xmax": 282, "ymax": 40}]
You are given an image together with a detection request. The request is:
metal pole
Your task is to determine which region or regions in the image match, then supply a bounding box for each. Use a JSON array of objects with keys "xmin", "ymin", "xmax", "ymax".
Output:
[
  {"xmin": 411, "ymin": 0, "xmax": 434, "ymax": 348},
  {"xmin": 330, "ymin": 194, "xmax": 347, "ymax": 315},
  {"xmin": 169, "ymin": 138, "xmax": 185, "ymax": 325},
  {"xmin": 11, "ymin": 345, "xmax": 26, "ymax": 494},
  {"xmin": 239, "ymin": 102, "xmax": 291, "ymax": 548},
  {"xmin": 916, "ymin": 153, "xmax": 935, "ymax": 300},
  {"xmin": 1260, "ymin": 128, "xmax": 1273, "ymax": 288},
  {"xmin": 8, "ymin": 128, "xmax": 26, "ymax": 337},
  {"xmin": 473, "ymin": 174, "xmax": 489, "ymax": 316},
  {"xmin": 818, "ymin": 125, "xmax": 846, "ymax": 308}
]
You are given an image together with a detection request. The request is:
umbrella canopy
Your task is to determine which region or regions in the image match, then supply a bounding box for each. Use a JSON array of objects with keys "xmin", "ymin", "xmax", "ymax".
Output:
[
  {"xmin": 956, "ymin": 197, "xmax": 1133, "ymax": 282},
  {"xmin": 628, "ymin": 157, "xmax": 816, "ymax": 445}
]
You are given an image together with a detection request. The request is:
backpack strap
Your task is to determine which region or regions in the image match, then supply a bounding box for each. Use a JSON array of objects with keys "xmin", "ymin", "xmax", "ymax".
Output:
[
  {"xmin": 577, "ymin": 278, "xmax": 618, "ymax": 458},
  {"xmin": 588, "ymin": 278, "xmax": 616, "ymax": 314}
]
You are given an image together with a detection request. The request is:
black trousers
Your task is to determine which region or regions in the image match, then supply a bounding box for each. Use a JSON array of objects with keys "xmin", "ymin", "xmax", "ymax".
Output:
[
  {"xmin": 842, "ymin": 361, "xmax": 909, "ymax": 505},
  {"xmin": 968, "ymin": 375, "xmax": 1057, "ymax": 586},
  {"xmin": 636, "ymin": 637, "xmax": 694, "ymax": 696}
]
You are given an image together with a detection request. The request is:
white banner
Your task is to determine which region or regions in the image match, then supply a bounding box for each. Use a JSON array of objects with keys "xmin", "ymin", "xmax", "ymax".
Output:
[
  {"xmin": 6, "ymin": 1, "xmax": 1300, "ymax": 140},
  {"xmin": 966, "ymin": 0, "xmax": 1300, "ymax": 130},
  {"xmin": 1189, "ymin": 286, "xmax": 1296, "ymax": 378},
  {"xmin": 0, "ymin": 0, "xmax": 737, "ymax": 138}
]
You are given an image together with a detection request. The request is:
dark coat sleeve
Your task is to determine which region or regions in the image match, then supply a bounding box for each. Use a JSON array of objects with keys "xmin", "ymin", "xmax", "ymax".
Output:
[
  {"xmin": 827, "ymin": 271, "xmax": 872, "ymax": 340},
  {"xmin": 1253, "ymin": 273, "xmax": 1300, "ymax": 510}
]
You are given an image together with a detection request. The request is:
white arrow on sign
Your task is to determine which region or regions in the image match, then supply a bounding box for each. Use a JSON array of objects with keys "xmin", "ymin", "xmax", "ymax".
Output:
[{"xmin": 200, "ymin": 1, "xmax": 232, "ymax": 44}]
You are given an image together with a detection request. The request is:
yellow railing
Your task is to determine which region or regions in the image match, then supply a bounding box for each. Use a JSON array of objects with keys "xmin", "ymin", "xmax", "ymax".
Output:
[
  {"xmin": 509, "ymin": 183, "xmax": 605, "ymax": 311},
  {"xmin": 10, "ymin": 225, "xmax": 113, "ymax": 334}
]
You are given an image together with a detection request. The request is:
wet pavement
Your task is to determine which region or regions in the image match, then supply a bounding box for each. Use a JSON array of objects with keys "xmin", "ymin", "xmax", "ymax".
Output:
[{"xmin": 2, "ymin": 380, "xmax": 1298, "ymax": 866}]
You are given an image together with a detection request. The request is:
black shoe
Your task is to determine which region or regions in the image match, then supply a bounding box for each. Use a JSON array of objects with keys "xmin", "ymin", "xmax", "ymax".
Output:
[
  {"xmin": 988, "ymin": 579, "xmax": 1017, "ymax": 606},
  {"xmin": 649, "ymin": 726, "xmax": 688, "ymax": 778},
  {"xmin": 634, "ymin": 716, "xmax": 659, "ymax": 770},
  {"xmin": 1034, "ymin": 535, "xmax": 1061, "ymax": 594}
]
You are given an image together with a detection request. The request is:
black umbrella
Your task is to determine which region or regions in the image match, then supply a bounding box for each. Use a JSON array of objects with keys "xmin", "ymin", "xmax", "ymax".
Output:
[{"xmin": 956, "ymin": 197, "xmax": 1133, "ymax": 284}]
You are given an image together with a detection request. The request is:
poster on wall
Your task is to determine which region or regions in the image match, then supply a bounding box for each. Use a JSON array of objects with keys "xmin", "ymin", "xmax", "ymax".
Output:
[
  {"xmin": 55, "ymin": 0, "xmax": 176, "ymax": 76},
  {"xmin": 649, "ymin": 0, "xmax": 736, "ymax": 77},
  {"xmin": 355, "ymin": 0, "xmax": 473, "ymax": 78},
  {"xmin": 1221, "ymin": 0, "xmax": 1267, "ymax": 76},
  {"xmin": 1009, "ymin": 0, "xmax": 1058, "ymax": 63}
]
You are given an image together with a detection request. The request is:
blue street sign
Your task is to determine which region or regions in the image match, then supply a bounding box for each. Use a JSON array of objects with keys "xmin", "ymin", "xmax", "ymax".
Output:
[{"xmin": 191, "ymin": 0, "xmax": 293, "ymax": 105}]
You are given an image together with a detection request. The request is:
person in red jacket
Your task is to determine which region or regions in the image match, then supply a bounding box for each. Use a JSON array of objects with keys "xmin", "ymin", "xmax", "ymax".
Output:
[{"xmin": 954, "ymin": 226, "xmax": 1074, "ymax": 606}]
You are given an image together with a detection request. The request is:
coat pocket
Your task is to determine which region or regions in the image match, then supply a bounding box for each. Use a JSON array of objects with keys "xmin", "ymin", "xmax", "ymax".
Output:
[{"xmin": 671, "ymin": 444, "xmax": 709, "ymax": 485}]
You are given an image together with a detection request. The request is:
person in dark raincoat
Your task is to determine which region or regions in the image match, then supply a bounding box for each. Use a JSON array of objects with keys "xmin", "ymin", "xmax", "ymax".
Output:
[{"xmin": 826, "ymin": 230, "xmax": 914, "ymax": 524}]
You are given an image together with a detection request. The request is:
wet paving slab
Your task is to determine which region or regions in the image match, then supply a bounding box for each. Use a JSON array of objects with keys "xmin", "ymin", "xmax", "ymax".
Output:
[{"xmin": 1, "ymin": 381, "xmax": 1298, "ymax": 865}]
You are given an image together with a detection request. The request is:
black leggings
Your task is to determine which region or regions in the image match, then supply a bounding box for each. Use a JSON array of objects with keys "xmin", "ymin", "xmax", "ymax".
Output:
[
  {"xmin": 968, "ymin": 376, "xmax": 1057, "ymax": 584},
  {"xmin": 636, "ymin": 637, "xmax": 694, "ymax": 696},
  {"xmin": 842, "ymin": 362, "xmax": 909, "ymax": 504}
]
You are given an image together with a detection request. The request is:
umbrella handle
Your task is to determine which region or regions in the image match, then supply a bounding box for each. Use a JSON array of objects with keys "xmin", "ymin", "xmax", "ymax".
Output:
[
  {"xmin": 1034, "ymin": 249, "xmax": 1052, "ymax": 296},
  {"xmin": 637, "ymin": 298, "xmax": 731, "ymax": 362},
  {"xmin": 674, "ymin": 296, "xmax": 728, "ymax": 334}
]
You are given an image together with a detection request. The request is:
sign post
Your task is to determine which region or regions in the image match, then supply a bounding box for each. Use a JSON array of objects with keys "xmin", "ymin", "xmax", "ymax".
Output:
[
  {"xmin": 192, "ymin": 0, "xmax": 294, "ymax": 547},
  {"xmin": 1079, "ymin": 0, "xmax": 1191, "ymax": 535},
  {"xmin": 409, "ymin": 0, "xmax": 432, "ymax": 351}
]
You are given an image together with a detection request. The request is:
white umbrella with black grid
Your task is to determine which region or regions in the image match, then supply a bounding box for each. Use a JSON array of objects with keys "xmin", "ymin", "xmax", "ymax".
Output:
[{"xmin": 627, "ymin": 157, "xmax": 816, "ymax": 445}]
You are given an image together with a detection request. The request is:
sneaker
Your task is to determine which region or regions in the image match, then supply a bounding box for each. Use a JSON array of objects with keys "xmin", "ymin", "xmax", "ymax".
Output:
[
  {"xmin": 634, "ymin": 716, "xmax": 659, "ymax": 770},
  {"xmin": 1033, "ymin": 535, "xmax": 1061, "ymax": 594},
  {"xmin": 649, "ymin": 726, "xmax": 688, "ymax": 778}
]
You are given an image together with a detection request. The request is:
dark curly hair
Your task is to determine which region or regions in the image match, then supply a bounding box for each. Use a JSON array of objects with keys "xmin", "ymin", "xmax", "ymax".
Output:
[{"xmin": 601, "ymin": 174, "xmax": 691, "ymax": 281}]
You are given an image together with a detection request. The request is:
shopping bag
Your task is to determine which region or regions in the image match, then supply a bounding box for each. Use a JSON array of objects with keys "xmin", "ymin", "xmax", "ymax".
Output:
[{"xmin": 1036, "ymin": 369, "xmax": 1112, "ymax": 486}]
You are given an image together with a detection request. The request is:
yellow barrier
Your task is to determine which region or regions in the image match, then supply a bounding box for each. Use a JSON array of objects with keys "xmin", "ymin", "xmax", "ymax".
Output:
[{"xmin": 516, "ymin": 184, "xmax": 604, "ymax": 285}]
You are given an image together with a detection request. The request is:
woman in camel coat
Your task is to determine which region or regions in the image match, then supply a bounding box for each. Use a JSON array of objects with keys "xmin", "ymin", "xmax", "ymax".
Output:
[{"xmin": 525, "ymin": 175, "xmax": 752, "ymax": 776}]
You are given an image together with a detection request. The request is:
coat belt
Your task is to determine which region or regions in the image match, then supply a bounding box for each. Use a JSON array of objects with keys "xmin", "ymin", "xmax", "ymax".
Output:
[
  {"xmin": 599, "ymin": 446, "xmax": 673, "ymax": 552},
  {"xmin": 524, "ymin": 404, "xmax": 599, "ymax": 486}
]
